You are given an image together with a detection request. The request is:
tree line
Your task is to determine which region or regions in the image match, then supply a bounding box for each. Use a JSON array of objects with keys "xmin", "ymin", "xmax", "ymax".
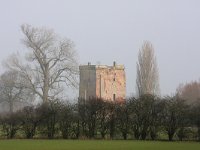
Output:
[{"xmin": 0, "ymin": 95, "xmax": 200, "ymax": 141}]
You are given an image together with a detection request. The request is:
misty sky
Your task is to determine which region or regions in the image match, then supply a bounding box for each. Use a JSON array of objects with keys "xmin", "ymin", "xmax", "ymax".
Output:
[{"xmin": 0, "ymin": 0, "xmax": 200, "ymax": 97}]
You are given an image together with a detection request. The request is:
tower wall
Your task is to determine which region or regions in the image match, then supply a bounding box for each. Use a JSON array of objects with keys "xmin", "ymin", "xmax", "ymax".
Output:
[
  {"xmin": 79, "ymin": 62, "xmax": 126, "ymax": 102},
  {"xmin": 96, "ymin": 65, "xmax": 126, "ymax": 102},
  {"xmin": 79, "ymin": 65, "xmax": 96, "ymax": 100}
]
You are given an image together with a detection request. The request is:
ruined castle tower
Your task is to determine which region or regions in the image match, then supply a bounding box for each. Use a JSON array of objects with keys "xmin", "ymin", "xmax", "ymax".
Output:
[{"xmin": 79, "ymin": 62, "xmax": 126, "ymax": 102}]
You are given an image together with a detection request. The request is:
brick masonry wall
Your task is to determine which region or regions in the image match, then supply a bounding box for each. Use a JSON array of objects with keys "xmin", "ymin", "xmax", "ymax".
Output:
[{"xmin": 96, "ymin": 67, "xmax": 126, "ymax": 102}]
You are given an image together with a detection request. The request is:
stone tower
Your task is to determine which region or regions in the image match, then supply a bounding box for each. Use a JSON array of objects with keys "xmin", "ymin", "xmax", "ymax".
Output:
[{"xmin": 79, "ymin": 62, "xmax": 126, "ymax": 102}]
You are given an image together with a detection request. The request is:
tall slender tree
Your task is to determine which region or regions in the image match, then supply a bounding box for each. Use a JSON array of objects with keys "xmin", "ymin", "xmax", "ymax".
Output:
[{"xmin": 136, "ymin": 41, "xmax": 160, "ymax": 96}]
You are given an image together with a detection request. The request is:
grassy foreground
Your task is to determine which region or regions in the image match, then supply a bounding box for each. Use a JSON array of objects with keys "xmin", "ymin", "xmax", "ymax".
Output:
[{"xmin": 0, "ymin": 140, "xmax": 199, "ymax": 150}]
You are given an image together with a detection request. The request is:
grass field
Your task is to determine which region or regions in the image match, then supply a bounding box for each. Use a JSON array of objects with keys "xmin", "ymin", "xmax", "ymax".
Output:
[{"xmin": 0, "ymin": 140, "xmax": 199, "ymax": 150}]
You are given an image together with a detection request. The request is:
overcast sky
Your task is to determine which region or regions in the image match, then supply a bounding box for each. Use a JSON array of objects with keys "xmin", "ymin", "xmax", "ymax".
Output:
[{"xmin": 0, "ymin": 0, "xmax": 200, "ymax": 97}]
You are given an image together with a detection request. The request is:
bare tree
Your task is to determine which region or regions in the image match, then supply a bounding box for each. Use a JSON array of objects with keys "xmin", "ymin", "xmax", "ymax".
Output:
[
  {"xmin": 0, "ymin": 70, "xmax": 33, "ymax": 113},
  {"xmin": 177, "ymin": 81, "xmax": 200, "ymax": 104},
  {"xmin": 7, "ymin": 24, "xmax": 78, "ymax": 103},
  {"xmin": 162, "ymin": 95, "xmax": 187, "ymax": 141},
  {"xmin": 19, "ymin": 106, "xmax": 41, "ymax": 139},
  {"xmin": 129, "ymin": 94, "xmax": 159, "ymax": 140},
  {"xmin": 0, "ymin": 112, "xmax": 21, "ymax": 139},
  {"xmin": 136, "ymin": 41, "xmax": 160, "ymax": 96},
  {"xmin": 97, "ymin": 100, "xmax": 109, "ymax": 139},
  {"xmin": 115, "ymin": 101, "xmax": 131, "ymax": 140},
  {"xmin": 190, "ymin": 102, "xmax": 200, "ymax": 141},
  {"xmin": 58, "ymin": 102, "xmax": 74, "ymax": 139}
]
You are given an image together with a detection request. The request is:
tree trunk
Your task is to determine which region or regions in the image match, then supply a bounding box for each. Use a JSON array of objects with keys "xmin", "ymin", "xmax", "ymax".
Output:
[
  {"xmin": 198, "ymin": 127, "xmax": 200, "ymax": 141},
  {"xmin": 75, "ymin": 120, "xmax": 80, "ymax": 139},
  {"xmin": 122, "ymin": 132, "xmax": 127, "ymax": 140},
  {"xmin": 43, "ymin": 64, "xmax": 49, "ymax": 103},
  {"xmin": 109, "ymin": 118, "xmax": 115, "ymax": 139},
  {"xmin": 10, "ymin": 100, "xmax": 14, "ymax": 113},
  {"xmin": 141, "ymin": 127, "xmax": 148, "ymax": 140},
  {"xmin": 150, "ymin": 126, "xmax": 157, "ymax": 140},
  {"xmin": 101, "ymin": 131, "xmax": 106, "ymax": 139},
  {"xmin": 168, "ymin": 131, "xmax": 174, "ymax": 141},
  {"xmin": 133, "ymin": 127, "xmax": 140, "ymax": 140}
]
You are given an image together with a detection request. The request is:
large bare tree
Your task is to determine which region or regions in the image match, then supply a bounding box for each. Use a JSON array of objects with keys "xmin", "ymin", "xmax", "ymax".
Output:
[
  {"xmin": 136, "ymin": 41, "xmax": 160, "ymax": 96},
  {"xmin": 7, "ymin": 24, "xmax": 78, "ymax": 103}
]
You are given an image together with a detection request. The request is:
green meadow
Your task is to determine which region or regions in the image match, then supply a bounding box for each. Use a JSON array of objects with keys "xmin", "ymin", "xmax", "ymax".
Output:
[{"xmin": 0, "ymin": 140, "xmax": 199, "ymax": 150}]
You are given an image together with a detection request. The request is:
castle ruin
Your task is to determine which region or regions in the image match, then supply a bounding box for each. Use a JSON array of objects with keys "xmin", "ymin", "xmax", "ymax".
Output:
[{"xmin": 79, "ymin": 62, "xmax": 126, "ymax": 102}]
